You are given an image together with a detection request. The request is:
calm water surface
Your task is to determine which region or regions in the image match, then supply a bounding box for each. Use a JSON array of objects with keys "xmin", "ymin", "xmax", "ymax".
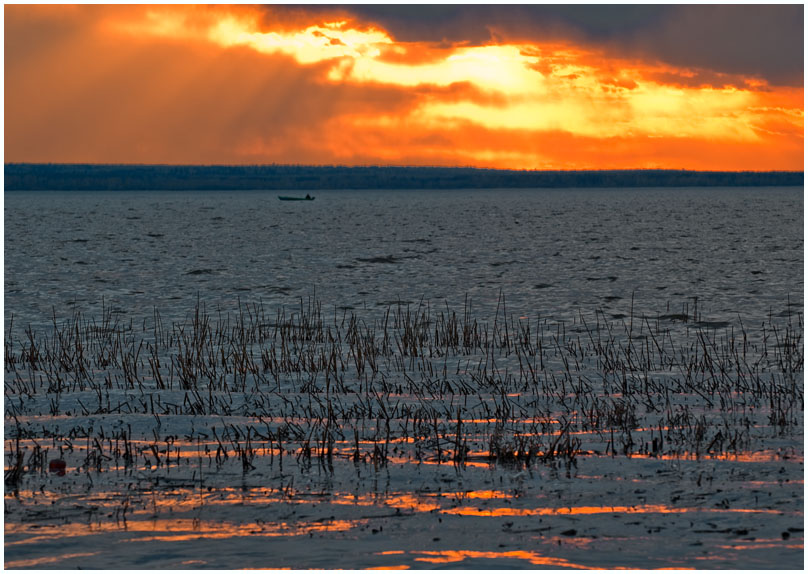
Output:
[
  {"xmin": 5, "ymin": 187, "xmax": 802, "ymax": 327},
  {"xmin": 3, "ymin": 187, "xmax": 803, "ymax": 569}
]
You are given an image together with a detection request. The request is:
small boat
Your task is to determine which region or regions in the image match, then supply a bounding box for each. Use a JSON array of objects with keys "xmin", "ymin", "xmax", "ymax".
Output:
[{"xmin": 278, "ymin": 194, "xmax": 315, "ymax": 201}]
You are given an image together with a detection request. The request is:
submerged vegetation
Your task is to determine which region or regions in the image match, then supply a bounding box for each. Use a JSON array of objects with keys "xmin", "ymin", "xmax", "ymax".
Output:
[{"xmin": 5, "ymin": 293, "xmax": 803, "ymax": 482}]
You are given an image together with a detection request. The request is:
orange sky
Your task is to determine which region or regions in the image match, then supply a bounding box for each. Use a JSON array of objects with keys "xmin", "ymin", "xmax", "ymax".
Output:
[{"xmin": 4, "ymin": 4, "xmax": 804, "ymax": 170}]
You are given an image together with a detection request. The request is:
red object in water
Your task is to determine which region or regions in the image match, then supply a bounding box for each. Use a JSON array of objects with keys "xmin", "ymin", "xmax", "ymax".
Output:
[{"xmin": 49, "ymin": 459, "xmax": 67, "ymax": 476}]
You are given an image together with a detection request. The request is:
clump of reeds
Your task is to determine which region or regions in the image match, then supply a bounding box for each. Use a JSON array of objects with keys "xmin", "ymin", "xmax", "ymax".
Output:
[{"xmin": 4, "ymin": 292, "xmax": 802, "ymax": 488}]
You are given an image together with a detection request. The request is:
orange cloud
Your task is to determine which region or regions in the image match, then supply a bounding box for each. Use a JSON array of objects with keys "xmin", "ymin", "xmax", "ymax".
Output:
[{"xmin": 4, "ymin": 5, "xmax": 803, "ymax": 170}]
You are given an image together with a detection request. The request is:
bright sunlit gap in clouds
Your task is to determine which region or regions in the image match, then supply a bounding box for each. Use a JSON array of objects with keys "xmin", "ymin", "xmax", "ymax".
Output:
[
  {"xmin": 5, "ymin": 4, "xmax": 804, "ymax": 169},
  {"xmin": 210, "ymin": 18, "xmax": 393, "ymax": 65}
]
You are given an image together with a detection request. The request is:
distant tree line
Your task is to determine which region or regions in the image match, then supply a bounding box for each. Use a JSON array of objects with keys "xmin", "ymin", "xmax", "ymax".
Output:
[{"xmin": 4, "ymin": 163, "xmax": 803, "ymax": 191}]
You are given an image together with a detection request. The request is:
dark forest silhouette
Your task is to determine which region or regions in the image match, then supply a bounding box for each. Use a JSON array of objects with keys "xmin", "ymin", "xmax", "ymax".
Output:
[{"xmin": 4, "ymin": 163, "xmax": 803, "ymax": 191}]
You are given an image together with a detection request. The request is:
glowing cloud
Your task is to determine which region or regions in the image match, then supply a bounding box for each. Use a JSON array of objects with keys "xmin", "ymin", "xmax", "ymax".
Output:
[
  {"xmin": 209, "ymin": 18, "xmax": 393, "ymax": 64},
  {"xmin": 4, "ymin": 5, "xmax": 803, "ymax": 170}
]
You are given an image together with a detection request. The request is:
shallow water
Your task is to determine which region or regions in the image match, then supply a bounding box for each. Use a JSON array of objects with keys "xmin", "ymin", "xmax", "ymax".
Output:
[
  {"xmin": 4, "ymin": 187, "xmax": 804, "ymax": 569},
  {"xmin": 4, "ymin": 187, "xmax": 803, "ymax": 329}
]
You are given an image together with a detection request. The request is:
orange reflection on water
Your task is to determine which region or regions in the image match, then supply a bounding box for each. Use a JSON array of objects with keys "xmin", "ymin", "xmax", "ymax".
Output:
[
  {"xmin": 717, "ymin": 540, "xmax": 803, "ymax": 551},
  {"xmin": 133, "ymin": 517, "xmax": 360, "ymax": 543},
  {"xmin": 12, "ymin": 435, "xmax": 796, "ymax": 472},
  {"xmin": 746, "ymin": 480, "xmax": 804, "ymax": 486},
  {"xmin": 384, "ymin": 493, "xmax": 441, "ymax": 512},
  {"xmin": 330, "ymin": 492, "xmax": 441, "ymax": 513},
  {"xmin": 439, "ymin": 489, "xmax": 508, "ymax": 500},
  {"xmin": 628, "ymin": 451, "xmax": 802, "ymax": 463},
  {"xmin": 409, "ymin": 549, "xmax": 589, "ymax": 568},
  {"xmin": 7, "ymin": 516, "xmax": 363, "ymax": 546},
  {"xmin": 441, "ymin": 504, "xmax": 794, "ymax": 518},
  {"xmin": 4, "ymin": 552, "xmax": 99, "ymax": 569}
]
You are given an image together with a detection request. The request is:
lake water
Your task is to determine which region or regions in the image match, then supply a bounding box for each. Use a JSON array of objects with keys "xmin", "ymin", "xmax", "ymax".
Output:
[
  {"xmin": 4, "ymin": 187, "xmax": 803, "ymax": 329},
  {"xmin": 3, "ymin": 187, "xmax": 804, "ymax": 569}
]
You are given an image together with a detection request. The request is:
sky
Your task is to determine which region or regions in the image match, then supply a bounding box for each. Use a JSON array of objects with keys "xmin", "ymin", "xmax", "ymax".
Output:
[{"xmin": 4, "ymin": 3, "xmax": 804, "ymax": 170}]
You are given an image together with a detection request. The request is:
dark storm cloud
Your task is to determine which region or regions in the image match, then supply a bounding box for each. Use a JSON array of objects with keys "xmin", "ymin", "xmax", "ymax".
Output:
[
  {"xmin": 626, "ymin": 4, "xmax": 803, "ymax": 86},
  {"xmin": 312, "ymin": 4, "xmax": 803, "ymax": 86}
]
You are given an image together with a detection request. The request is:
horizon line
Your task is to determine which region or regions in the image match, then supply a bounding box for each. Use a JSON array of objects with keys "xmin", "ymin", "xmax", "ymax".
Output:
[{"xmin": 5, "ymin": 163, "xmax": 804, "ymax": 174}]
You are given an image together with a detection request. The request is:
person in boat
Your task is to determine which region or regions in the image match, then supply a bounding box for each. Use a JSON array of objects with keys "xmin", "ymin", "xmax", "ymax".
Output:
[{"xmin": 305, "ymin": 193, "xmax": 311, "ymax": 199}]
